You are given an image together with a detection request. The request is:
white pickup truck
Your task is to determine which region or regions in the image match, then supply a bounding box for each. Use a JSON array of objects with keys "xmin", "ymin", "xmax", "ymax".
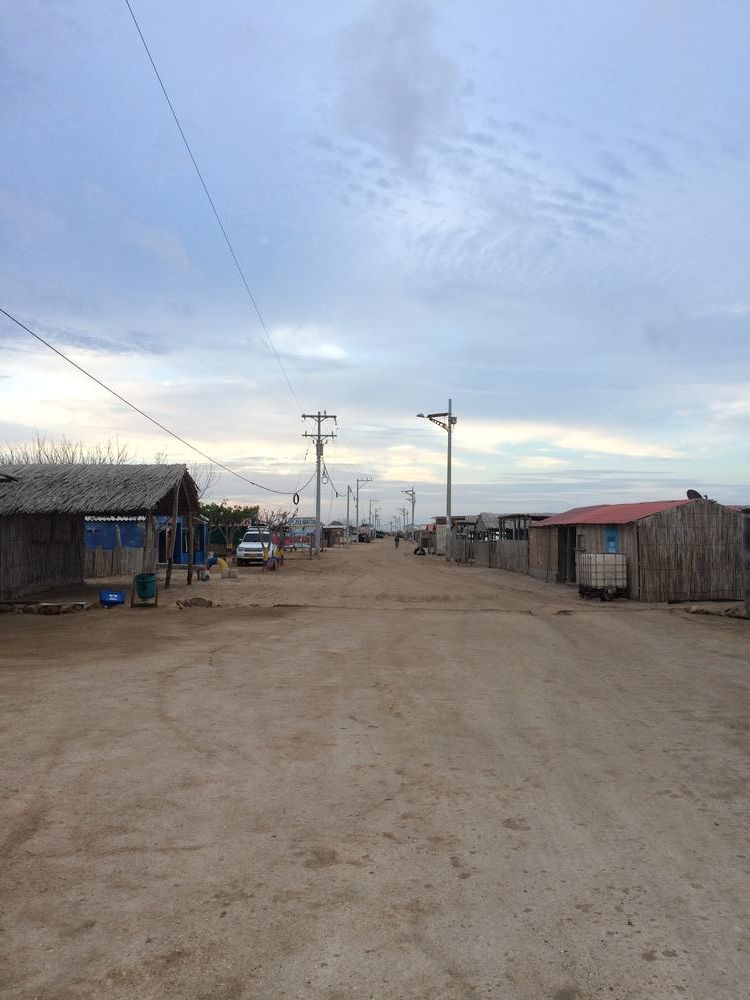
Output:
[{"xmin": 236, "ymin": 527, "xmax": 271, "ymax": 566}]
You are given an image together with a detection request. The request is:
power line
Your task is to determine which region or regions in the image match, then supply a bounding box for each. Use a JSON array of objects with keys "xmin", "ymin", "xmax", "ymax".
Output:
[
  {"xmin": 123, "ymin": 0, "xmax": 302, "ymax": 412},
  {"xmin": 321, "ymin": 460, "xmax": 341, "ymax": 498},
  {"xmin": 0, "ymin": 305, "xmax": 312, "ymax": 498}
]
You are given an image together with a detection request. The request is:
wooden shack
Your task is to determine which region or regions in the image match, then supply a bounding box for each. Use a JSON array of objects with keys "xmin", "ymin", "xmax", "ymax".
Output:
[
  {"xmin": 0, "ymin": 464, "xmax": 200, "ymax": 601},
  {"xmin": 530, "ymin": 499, "xmax": 743, "ymax": 602},
  {"xmin": 455, "ymin": 512, "xmax": 551, "ymax": 574},
  {"xmin": 322, "ymin": 520, "xmax": 347, "ymax": 547}
]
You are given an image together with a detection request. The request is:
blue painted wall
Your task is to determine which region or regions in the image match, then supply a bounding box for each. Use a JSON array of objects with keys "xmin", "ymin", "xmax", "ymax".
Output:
[{"xmin": 156, "ymin": 516, "xmax": 208, "ymax": 565}]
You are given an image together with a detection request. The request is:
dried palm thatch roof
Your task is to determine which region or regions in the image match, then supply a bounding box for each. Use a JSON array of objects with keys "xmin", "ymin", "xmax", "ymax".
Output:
[
  {"xmin": 0, "ymin": 464, "xmax": 199, "ymax": 517},
  {"xmin": 476, "ymin": 512, "xmax": 500, "ymax": 531}
]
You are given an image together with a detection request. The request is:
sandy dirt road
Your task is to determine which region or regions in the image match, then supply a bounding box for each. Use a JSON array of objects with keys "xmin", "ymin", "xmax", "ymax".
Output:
[{"xmin": 1, "ymin": 541, "xmax": 749, "ymax": 999}]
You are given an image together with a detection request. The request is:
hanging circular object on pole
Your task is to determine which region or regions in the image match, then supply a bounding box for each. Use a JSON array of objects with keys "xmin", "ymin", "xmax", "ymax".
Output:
[{"xmin": 293, "ymin": 492, "xmax": 300, "ymax": 506}]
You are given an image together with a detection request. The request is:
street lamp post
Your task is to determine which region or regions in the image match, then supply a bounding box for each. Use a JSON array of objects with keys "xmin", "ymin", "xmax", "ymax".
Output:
[
  {"xmin": 355, "ymin": 476, "xmax": 372, "ymax": 543},
  {"xmin": 402, "ymin": 488, "xmax": 416, "ymax": 541},
  {"xmin": 417, "ymin": 398, "xmax": 457, "ymax": 561}
]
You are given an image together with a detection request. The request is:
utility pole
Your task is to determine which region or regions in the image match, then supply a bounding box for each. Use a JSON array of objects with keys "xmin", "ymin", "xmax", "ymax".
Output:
[
  {"xmin": 355, "ymin": 476, "xmax": 372, "ymax": 542},
  {"xmin": 402, "ymin": 488, "xmax": 416, "ymax": 541},
  {"xmin": 416, "ymin": 398, "xmax": 457, "ymax": 561},
  {"xmin": 302, "ymin": 410, "xmax": 337, "ymax": 554},
  {"xmin": 345, "ymin": 485, "xmax": 355, "ymax": 544}
]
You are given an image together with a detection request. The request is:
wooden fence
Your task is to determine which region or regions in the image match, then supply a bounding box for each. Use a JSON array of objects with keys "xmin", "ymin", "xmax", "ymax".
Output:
[
  {"xmin": 493, "ymin": 539, "xmax": 529, "ymax": 574},
  {"xmin": 85, "ymin": 546, "xmax": 144, "ymax": 578},
  {"xmin": 453, "ymin": 537, "xmax": 529, "ymax": 574}
]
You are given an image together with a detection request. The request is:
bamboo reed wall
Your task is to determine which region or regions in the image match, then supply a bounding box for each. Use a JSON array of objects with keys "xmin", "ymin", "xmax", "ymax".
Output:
[
  {"xmin": 529, "ymin": 526, "xmax": 558, "ymax": 582},
  {"xmin": 636, "ymin": 502, "xmax": 743, "ymax": 602},
  {"xmin": 0, "ymin": 513, "xmax": 84, "ymax": 600}
]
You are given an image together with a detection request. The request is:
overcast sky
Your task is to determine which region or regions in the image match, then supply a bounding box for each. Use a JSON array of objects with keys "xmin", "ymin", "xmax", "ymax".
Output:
[{"xmin": 2, "ymin": 0, "xmax": 749, "ymax": 523}]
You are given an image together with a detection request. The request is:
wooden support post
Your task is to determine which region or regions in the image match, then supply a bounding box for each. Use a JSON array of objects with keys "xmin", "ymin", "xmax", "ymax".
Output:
[
  {"xmin": 743, "ymin": 509, "xmax": 750, "ymax": 619},
  {"xmin": 187, "ymin": 509, "xmax": 194, "ymax": 586},
  {"xmin": 142, "ymin": 514, "xmax": 156, "ymax": 573},
  {"xmin": 164, "ymin": 483, "xmax": 179, "ymax": 589}
]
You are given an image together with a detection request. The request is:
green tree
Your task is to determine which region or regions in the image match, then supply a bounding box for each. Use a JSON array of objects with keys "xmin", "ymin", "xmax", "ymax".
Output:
[
  {"xmin": 200, "ymin": 501, "xmax": 260, "ymax": 525},
  {"xmin": 201, "ymin": 501, "xmax": 260, "ymax": 548}
]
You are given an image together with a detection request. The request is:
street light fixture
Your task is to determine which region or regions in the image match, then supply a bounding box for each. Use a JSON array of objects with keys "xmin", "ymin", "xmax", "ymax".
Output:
[
  {"xmin": 401, "ymin": 488, "xmax": 416, "ymax": 542},
  {"xmin": 417, "ymin": 398, "xmax": 457, "ymax": 561}
]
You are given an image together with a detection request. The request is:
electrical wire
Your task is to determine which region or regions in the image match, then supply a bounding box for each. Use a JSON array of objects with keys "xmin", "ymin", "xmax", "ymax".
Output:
[
  {"xmin": 294, "ymin": 442, "xmax": 311, "ymax": 492},
  {"xmin": 0, "ymin": 305, "xmax": 313, "ymax": 497},
  {"xmin": 123, "ymin": 0, "xmax": 302, "ymax": 412},
  {"xmin": 321, "ymin": 460, "xmax": 341, "ymax": 498}
]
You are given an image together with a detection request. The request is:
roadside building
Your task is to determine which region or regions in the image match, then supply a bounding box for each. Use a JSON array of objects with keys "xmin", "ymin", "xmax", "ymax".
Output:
[
  {"xmin": 322, "ymin": 520, "xmax": 347, "ymax": 547},
  {"xmin": 454, "ymin": 512, "xmax": 551, "ymax": 573},
  {"xmin": 433, "ymin": 515, "xmax": 470, "ymax": 556},
  {"xmin": 0, "ymin": 464, "xmax": 200, "ymax": 600},
  {"xmin": 529, "ymin": 498, "xmax": 743, "ymax": 602}
]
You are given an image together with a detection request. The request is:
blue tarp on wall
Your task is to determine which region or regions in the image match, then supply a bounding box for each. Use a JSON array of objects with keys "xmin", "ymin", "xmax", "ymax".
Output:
[{"xmin": 86, "ymin": 518, "xmax": 208, "ymax": 565}]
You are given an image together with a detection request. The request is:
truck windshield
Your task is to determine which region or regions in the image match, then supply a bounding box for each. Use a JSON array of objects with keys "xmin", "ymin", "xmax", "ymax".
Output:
[{"xmin": 242, "ymin": 530, "xmax": 271, "ymax": 544}]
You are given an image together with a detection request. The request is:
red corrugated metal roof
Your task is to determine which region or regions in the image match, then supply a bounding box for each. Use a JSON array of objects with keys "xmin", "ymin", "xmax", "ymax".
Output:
[{"xmin": 536, "ymin": 499, "xmax": 692, "ymax": 527}]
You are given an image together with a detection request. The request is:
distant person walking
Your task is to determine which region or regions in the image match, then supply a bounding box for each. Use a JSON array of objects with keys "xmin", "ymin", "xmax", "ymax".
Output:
[{"xmin": 394, "ymin": 535, "xmax": 400, "ymax": 549}]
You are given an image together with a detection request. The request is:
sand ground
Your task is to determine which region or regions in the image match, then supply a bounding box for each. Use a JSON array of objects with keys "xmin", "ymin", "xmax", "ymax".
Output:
[{"xmin": 1, "ymin": 541, "xmax": 748, "ymax": 999}]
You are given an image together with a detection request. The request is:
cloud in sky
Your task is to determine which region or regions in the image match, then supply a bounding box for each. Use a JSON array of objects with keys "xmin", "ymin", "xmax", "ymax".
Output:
[
  {"xmin": 1, "ymin": 0, "xmax": 749, "ymax": 519},
  {"xmin": 458, "ymin": 420, "xmax": 682, "ymax": 460},
  {"xmin": 517, "ymin": 456, "xmax": 568, "ymax": 470},
  {"xmin": 272, "ymin": 325, "xmax": 348, "ymax": 362},
  {"xmin": 337, "ymin": 0, "xmax": 463, "ymax": 169}
]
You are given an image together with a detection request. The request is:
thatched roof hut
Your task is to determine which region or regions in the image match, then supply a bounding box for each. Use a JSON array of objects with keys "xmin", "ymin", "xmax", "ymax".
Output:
[
  {"xmin": 0, "ymin": 464, "xmax": 200, "ymax": 601},
  {"xmin": 0, "ymin": 463, "xmax": 198, "ymax": 517}
]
